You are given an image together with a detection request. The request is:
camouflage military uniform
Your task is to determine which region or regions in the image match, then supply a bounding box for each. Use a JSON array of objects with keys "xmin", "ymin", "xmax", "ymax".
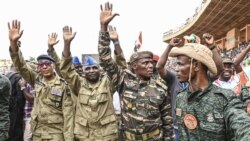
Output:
[
  {"xmin": 0, "ymin": 74, "xmax": 11, "ymax": 141},
  {"xmin": 98, "ymin": 32, "xmax": 173, "ymax": 141},
  {"xmin": 48, "ymin": 49, "xmax": 77, "ymax": 104},
  {"xmin": 176, "ymin": 83, "xmax": 250, "ymax": 141},
  {"xmin": 10, "ymin": 49, "xmax": 74, "ymax": 141},
  {"xmin": 60, "ymin": 55, "xmax": 118, "ymax": 141}
]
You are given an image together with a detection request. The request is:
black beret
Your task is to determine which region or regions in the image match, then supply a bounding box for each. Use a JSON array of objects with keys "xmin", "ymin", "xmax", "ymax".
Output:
[{"xmin": 37, "ymin": 54, "xmax": 55, "ymax": 63}]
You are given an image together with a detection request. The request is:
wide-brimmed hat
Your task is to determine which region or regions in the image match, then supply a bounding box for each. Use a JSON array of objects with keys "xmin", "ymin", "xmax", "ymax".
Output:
[{"xmin": 169, "ymin": 43, "xmax": 217, "ymax": 75}]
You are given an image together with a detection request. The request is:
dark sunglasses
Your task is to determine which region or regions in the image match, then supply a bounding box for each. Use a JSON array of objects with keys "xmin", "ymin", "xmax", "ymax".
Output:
[
  {"xmin": 84, "ymin": 66, "xmax": 99, "ymax": 71},
  {"xmin": 37, "ymin": 61, "xmax": 52, "ymax": 67}
]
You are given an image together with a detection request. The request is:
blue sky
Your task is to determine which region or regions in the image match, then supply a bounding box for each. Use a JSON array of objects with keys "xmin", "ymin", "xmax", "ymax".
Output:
[{"xmin": 0, "ymin": 0, "xmax": 202, "ymax": 60}]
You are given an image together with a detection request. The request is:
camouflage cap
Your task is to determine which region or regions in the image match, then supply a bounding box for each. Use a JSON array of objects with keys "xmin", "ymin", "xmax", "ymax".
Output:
[
  {"xmin": 222, "ymin": 57, "xmax": 233, "ymax": 64},
  {"xmin": 130, "ymin": 51, "xmax": 153, "ymax": 63}
]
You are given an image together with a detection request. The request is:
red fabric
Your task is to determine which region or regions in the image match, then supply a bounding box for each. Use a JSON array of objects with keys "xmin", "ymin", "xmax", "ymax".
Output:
[{"xmin": 153, "ymin": 55, "xmax": 159, "ymax": 61}]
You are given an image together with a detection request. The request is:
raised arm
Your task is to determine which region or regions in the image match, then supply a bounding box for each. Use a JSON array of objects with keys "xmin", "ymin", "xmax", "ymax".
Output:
[
  {"xmin": 233, "ymin": 44, "xmax": 250, "ymax": 73},
  {"xmin": 203, "ymin": 33, "xmax": 224, "ymax": 81},
  {"xmin": 98, "ymin": 2, "xmax": 123, "ymax": 92},
  {"xmin": 47, "ymin": 32, "xmax": 62, "ymax": 76},
  {"xmin": 8, "ymin": 20, "xmax": 36, "ymax": 86},
  {"xmin": 156, "ymin": 38, "xmax": 181, "ymax": 80},
  {"xmin": 108, "ymin": 25, "xmax": 127, "ymax": 69},
  {"xmin": 59, "ymin": 26, "xmax": 81, "ymax": 95}
]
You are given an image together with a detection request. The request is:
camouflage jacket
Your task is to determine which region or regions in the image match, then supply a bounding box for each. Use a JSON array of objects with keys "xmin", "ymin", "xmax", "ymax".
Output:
[
  {"xmin": 98, "ymin": 32, "xmax": 173, "ymax": 140},
  {"xmin": 0, "ymin": 74, "xmax": 11, "ymax": 140},
  {"xmin": 10, "ymin": 49, "xmax": 74, "ymax": 141},
  {"xmin": 176, "ymin": 83, "xmax": 250, "ymax": 141}
]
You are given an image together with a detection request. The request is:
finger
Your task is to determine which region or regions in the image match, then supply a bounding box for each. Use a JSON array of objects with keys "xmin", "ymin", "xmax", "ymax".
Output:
[
  {"xmin": 105, "ymin": 2, "xmax": 108, "ymax": 11},
  {"xmin": 110, "ymin": 4, "xmax": 113, "ymax": 12},
  {"xmin": 17, "ymin": 21, "xmax": 21, "ymax": 32},
  {"xmin": 108, "ymin": 26, "xmax": 111, "ymax": 31},
  {"xmin": 70, "ymin": 27, "xmax": 72, "ymax": 33},
  {"xmin": 55, "ymin": 40, "xmax": 59, "ymax": 45},
  {"xmin": 107, "ymin": 2, "xmax": 110, "ymax": 10},
  {"xmin": 55, "ymin": 33, "xmax": 58, "ymax": 39},
  {"xmin": 19, "ymin": 30, "xmax": 24, "ymax": 38},
  {"xmin": 12, "ymin": 20, "xmax": 15, "ymax": 29},
  {"xmin": 114, "ymin": 26, "xmax": 116, "ymax": 31},
  {"xmin": 73, "ymin": 32, "xmax": 77, "ymax": 38},
  {"xmin": 8, "ymin": 22, "xmax": 10, "ymax": 30},
  {"xmin": 100, "ymin": 4, "xmax": 103, "ymax": 11},
  {"xmin": 48, "ymin": 34, "xmax": 50, "ymax": 39},
  {"xmin": 110, "ymin": 13, "xmax": 120, "ymax": 21}
]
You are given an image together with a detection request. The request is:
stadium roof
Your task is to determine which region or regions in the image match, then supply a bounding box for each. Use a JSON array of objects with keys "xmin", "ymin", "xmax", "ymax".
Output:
[{"xmin": 163, "ymin": 0, "xmax": 250, "ymax": 42}]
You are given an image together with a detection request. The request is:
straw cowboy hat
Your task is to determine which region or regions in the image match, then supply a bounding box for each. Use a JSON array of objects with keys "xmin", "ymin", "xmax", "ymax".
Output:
[{"xmin": 169, "ymin": 43, "xmax": 217, "ymax": 75}]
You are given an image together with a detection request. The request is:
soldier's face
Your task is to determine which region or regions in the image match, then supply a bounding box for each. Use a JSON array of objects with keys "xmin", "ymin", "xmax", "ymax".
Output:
[
  {"xmin": 84, "ymin": 65, "xmax": 100, "ymax": 83},
  {"xmin": 37, "ymin": 60, "xmax": 54, "ymax": 78},
  {"xmin": 175, "ymin": 56, "xmax": 193, "ymax": 82},
  {"xmin": 220, "ymin": 63, "xmax": 234, "ymax": 81},
  {"xmin": 133, "ymin": 58, "xmax": 153, "ymax": 79},
  {"xmin": 74, "ymin": 64, "xmax": 83, "ymax": 76}
]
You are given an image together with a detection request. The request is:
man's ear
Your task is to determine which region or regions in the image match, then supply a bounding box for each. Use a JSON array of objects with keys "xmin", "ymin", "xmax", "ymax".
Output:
[
  {"xmin": 193, "ymin": 61, "xmax": 200, "ymax": 71},
  {"xmin": 132, "ymin": 63, "xmax": 137, "ymax": 70}
]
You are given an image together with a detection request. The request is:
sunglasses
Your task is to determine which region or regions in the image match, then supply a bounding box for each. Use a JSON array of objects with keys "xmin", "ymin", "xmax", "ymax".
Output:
[
  {"xmin": 84, "ymin": 66, "xmax": 99, "ymax": 71},
  {"xmin": 37, "ymin": 61, "xmax": 52, "ymax": 67}
]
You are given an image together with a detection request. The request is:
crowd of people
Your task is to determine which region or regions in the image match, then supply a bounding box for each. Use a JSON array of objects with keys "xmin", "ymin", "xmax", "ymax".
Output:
[{"xmin": 2, "ymin": 2, "xmax": 250, "ymax": 141}]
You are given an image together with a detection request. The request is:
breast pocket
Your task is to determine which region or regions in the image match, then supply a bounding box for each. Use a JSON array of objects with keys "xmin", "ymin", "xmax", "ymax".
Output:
[
  {"xmin": 47, "ymin": 94, "xmax": 62, "ymax": 109},
  {"xmin": 199, "ymin": 118, "xmax": 225, "ymax": 138},
  {"xmin": 123, "ymin": 91, "xmax": 137, "ymax": 111}
]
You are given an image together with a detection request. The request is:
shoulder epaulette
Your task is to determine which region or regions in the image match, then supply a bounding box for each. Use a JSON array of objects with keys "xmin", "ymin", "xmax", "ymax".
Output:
[
  {"xmin": 213, "ymin": 85, "xmax": 235, "ymax": 101},
  {"xmin": 155, "ymin": 79, "xmax": 168, "ymax": 91},
  {"xmin": 125, "ymin": 69, "xmax": 136, "ymax": 78}
]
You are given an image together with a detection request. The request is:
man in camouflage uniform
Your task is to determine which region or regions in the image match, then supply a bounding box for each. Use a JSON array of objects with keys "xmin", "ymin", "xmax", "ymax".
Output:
[
  {"xmin": 0, "ymin": 74, "xmax": 11, "ymax": 141},
  {"xmin": 8, "ymin": 20, "xmax": 74, "ymax": 141},
  {"xmin": 98, "ymin": 2, "xmax": 173, "ymax": 141},
  {"xmin": 59, "ymin": 25, "xmax": 118, "ymax": 140},
  {"xmin": 169, "ymin": 43, "xmax": 250, "ymax": 140}
]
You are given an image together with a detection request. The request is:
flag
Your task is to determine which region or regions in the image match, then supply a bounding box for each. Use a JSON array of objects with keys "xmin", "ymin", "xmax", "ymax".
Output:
[{"xmin": 134, "ymin": 31, "xmax": 142, "ymax": 52}]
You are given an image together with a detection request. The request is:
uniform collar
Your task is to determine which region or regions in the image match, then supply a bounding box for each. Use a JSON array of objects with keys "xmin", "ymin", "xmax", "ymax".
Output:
[{"xmin": 187, "ymin": 82, "xmax": 213, "ymax": 102}]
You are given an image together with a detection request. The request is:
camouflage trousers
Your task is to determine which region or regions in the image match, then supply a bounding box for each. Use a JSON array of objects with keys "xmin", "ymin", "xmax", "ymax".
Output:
[{"xmin": 0, "ymin": 130, "xmax": 8, "ymax": 141}]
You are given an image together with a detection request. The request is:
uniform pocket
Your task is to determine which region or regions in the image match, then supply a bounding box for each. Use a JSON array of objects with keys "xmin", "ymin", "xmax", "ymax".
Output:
[
  {"xmin": 97, "ymin": 92, "xmax": 108, "ymax": 103},
  {"xmin": 100, "ymin": 114, "xmax": 118, "ymax": 136},
  {"xmin": 79, "ymin": 94, "xmax": 89, "ymax": 105},
  {"xmin": 74, "ymin": 116, "xmax": 89, "ymax": 137},
  {"xmin": 48, "ymin": 115, "xmax": 63, "ymax": 124}
]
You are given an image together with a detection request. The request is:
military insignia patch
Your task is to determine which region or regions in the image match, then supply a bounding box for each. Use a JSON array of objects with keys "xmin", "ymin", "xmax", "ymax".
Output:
[
  {"xmin": 206, "ymin": 113, "xmax": 214, "ymax": 122},
  {"xmin": 51, "ymin": 87, "xmax": 62, "ymax": 96},
  {"xmin": 184, "ymin": 114, "xmax": 198, "ymax": 129},
  {"xmin": 55, "ymin": 102, "xmax": 60, "ymax": 107},
  {"xmin": 176, "ymin": 108, "xmax": 182, "ymax": 116}
]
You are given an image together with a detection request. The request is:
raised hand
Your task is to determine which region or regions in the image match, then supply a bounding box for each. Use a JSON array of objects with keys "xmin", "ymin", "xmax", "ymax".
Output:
[
  {"xmin": 48, "ymin": 32, "xmax": 59, "ymax": 48},
  {"xmin": 63, "ymin": 26, "xmax": 76, "ymax": 44},
  {"xmin": 108, "ymin": 26, "xmax": 118, "ymax": 42},
  {"xmin": 100, "ymin": 2, "xmax": 119, "ymax": 31},
  {"xmin": 169, "ymin": 38, "xmax": 182, "ymax": 47},
  {"xmin": 8, "ymin": 20, "xmax": 23, "ymax": 42},
  {"xmin": 203, "ymin": 33, "xmax": 215, "ymax": 47}
]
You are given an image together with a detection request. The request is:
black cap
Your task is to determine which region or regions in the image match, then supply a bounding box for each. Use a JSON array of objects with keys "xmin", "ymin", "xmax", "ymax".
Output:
[{"xmin": 37, "ymin": 54, "xmax": 55, "ymax": 63}]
